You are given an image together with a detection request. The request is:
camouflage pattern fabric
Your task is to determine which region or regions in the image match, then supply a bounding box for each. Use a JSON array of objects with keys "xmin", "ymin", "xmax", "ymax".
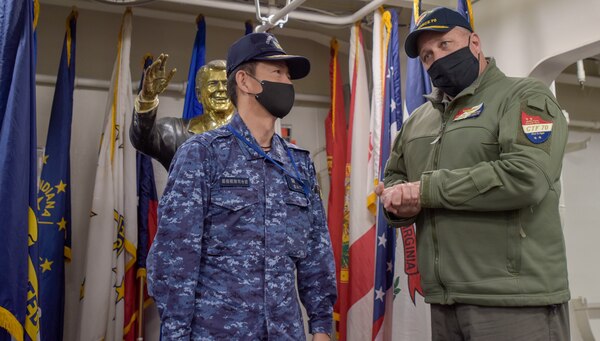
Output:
[{"xmin": 147, "ymin": 113, "xmax": 337, "ymax": 340}]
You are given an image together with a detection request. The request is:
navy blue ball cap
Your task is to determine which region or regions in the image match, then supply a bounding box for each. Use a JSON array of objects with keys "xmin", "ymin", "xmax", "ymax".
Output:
[
  {"xmin": 226, "ymin": 32, "xmax": 311, "ymax": 80},
  {"xmin": 405, "ymin": 7, "xmax": 473, "ymax": 58}
]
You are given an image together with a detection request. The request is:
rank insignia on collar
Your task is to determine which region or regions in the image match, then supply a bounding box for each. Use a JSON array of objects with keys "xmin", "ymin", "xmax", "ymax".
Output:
[
  {"xmin": 521, "ymin": 112, "xmax": 553, "ymax": 144},
  {"xmin": 453, "ymin": 103, "xmax": 484, "ymax": 121}
]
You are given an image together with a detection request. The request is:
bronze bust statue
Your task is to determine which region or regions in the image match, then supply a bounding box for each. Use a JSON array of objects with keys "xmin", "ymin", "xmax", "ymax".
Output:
[{"xmin": 129, "ymin": 55, "xmax": 234, "ymax": 169}]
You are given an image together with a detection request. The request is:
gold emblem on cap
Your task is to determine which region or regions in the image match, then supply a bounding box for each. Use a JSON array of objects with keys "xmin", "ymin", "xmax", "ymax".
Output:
[
  {"xmin": 266, "ymin": 35, "xmax": 283, "ymax": 50},
  {"xmin": 418, "ymin": 18, "xmax": 439, "ymax": 29}
]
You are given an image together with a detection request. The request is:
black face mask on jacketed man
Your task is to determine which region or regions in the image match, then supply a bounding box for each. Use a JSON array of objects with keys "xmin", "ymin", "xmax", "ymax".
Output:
[{"xmin": 427, "ymin": 42, "xmax": 479, "ymax": 97}]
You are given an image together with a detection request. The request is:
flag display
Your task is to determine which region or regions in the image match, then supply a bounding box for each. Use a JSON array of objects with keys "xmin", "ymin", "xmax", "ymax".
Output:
[
  {"xmin": 372, "ymin": 9, "xmax": 402, "ymax": 341},
  {"xmin": 0, "ymin": 0, "xmax": 40, "ymax": 339},
  {"xmin": 341, "ymin": 22, "xmax": 377, "ymax": 341},
  {"xmin": 336, "ymin": 2, "xmax": 446, "ymax": 338},
  {"xmin": 182, "ymin": 15, "xmax": 206, "ymax": 120},
  {"xmin": 324, "ymin": 38, "xmax": 348, "ymax": 339},
  {"xmin": 37, "ymin": 9, "xmax": 77, "ymax": 341},
  {"xmin": 78, "ymin": 9, "xmax": 137, "ymax": 341}
]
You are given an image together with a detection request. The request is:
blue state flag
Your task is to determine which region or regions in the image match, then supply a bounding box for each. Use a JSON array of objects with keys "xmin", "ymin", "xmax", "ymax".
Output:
[
  {"xmin": 372, "ymin": 9, "xmax": 403, "ymax": 336},
  {"xmin": 0, "ymin": 0, "xmax": 40, "ymax": 340},
  {"xmin": 457, "ymin": 0, "xmax": 474, "ymax": 27},
  {"xmin": 405, "ymin": 7, "xmax": 432, "ymax": 115},
  {"xmin": 245, "ymin": 20, "xmax": 253, "ymax": 35},
  {"xmin": 182, "ymin": 15, "xmax": 206, "ymax": 120},
  {"xmin": 136, "ymin": 55, "xmax": 159, "ymax": 284},
  {"xmin": 37, "ymin": 10, "xmax": 77, "ymax": 341}
]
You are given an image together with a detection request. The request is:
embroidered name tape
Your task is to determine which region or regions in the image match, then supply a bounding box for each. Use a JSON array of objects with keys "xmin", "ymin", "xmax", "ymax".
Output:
[{"xmin": 220, "ymin": 177, "xmax": 250, "ymax": 187}]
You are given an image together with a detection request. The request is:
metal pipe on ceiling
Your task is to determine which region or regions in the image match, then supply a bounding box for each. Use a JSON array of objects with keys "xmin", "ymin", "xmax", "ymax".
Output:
[
  {"xmin": 39, "ymin": 0, "xmax": 350, "ymax": 51},
  {"xmin": 160, "ymin": 0, "xmax": 388, "ymax": 26}
]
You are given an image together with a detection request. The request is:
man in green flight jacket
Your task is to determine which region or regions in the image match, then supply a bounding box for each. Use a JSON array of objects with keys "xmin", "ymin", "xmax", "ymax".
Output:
[{"xmin": 376, "ymin": 7, "xmax": 570, "ymax": 340}]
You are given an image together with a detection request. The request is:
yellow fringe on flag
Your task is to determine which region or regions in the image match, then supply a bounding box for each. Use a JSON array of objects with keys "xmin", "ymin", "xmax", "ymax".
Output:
[
  {"xmin": 413, "ymin": 0, "xmax": 421, "ymax": 24},
  {"xmin": 466, "ymin": 0, "xmax": 475, "ymax": 30},
  {"xmin": 66, "ymin": 9, "xmax": 78, "ymax": 67},
  {"xmin": 0, "ymin": 306, "xmax": 24, "ymax": 341}
]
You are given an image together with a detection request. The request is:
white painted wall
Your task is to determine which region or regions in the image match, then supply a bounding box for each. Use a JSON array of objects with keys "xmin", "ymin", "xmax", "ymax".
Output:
[
  {"xmin": 33, "ymin": 0, "xmax": 600, "ymax": 340},
  {"xmin": 563, "ymin": 130, "xmax": 600, "ymax": 340},
  {"xmin": 474, "ymin": 0, "xmax": 600, "ymax": 80}
]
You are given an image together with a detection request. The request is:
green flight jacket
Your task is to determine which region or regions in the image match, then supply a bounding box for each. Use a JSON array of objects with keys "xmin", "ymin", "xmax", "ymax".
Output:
[{"xmin": 384, "ymin": 59, "xmax": 570, "ymax": 306}]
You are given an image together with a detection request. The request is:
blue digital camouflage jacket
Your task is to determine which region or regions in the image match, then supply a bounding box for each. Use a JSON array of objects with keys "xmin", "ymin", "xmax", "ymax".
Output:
[{"xmin": 147, "ymin": 113, "xmax": 337, "ymax": 340}]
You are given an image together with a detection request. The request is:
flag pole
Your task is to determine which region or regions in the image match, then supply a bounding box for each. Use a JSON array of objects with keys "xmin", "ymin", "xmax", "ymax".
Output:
[{"xmin": 137, "ymin": 274, "xmax": 145, "ymax": 341}]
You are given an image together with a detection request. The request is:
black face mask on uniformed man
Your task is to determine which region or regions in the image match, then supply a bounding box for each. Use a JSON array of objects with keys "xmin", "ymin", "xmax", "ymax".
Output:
[
  {"xmin": 427, "ymin": 41, "xmax": 479, "ymax": 98},
  {"xmin": 248, "ymin": 74, "xmax": 295, "ymax": 119}
]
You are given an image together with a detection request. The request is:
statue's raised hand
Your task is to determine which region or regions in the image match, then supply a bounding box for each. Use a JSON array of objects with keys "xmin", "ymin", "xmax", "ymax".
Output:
[{"xmin": 140, "ymin": 53, "xmax": 177, "ymax": 101}]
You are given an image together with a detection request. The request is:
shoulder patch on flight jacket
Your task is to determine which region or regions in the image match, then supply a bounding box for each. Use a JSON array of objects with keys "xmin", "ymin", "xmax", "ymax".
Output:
[{"xmin": 517, "ymin": 98, "xmax": 553, "ymax": 153}]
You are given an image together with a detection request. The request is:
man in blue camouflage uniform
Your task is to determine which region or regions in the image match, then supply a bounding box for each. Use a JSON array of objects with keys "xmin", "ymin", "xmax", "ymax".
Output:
[{"xmin": 147, "ymin": 32, "xmax": 337, "ymax": 340}]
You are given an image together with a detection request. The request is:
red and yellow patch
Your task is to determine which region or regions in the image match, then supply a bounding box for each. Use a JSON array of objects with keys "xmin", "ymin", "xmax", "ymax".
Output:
[{"xmin": 453, "ymin": 103, "xmax": 484, "ymax": 121}]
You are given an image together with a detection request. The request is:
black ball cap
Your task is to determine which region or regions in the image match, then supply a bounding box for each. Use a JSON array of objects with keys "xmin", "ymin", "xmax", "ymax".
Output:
[
  {"xmin": 226, "ymin": 32, "xmax": 311, "ymax": 80},
  {"xmin": 405, "ymin": 7, "xmax": 473, "ymax": 59}
]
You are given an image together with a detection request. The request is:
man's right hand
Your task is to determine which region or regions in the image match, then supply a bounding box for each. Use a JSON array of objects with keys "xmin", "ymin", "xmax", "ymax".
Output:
[
  {"xmin": 375, "ymin": 182, "xmax": 422, "ymax": 218},
  {"xmin": 140, "ymin": 53, "xmax": 177, "ymax": 102}
]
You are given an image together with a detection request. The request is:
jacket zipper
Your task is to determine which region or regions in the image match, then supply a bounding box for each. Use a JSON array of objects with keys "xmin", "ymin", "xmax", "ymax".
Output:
[{"xmin": 431, "ymin": 110, "xmax": 450, "ymax": 303}]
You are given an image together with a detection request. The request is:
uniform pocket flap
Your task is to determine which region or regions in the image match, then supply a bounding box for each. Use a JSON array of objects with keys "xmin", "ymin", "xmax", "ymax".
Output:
[
  {"xmin": 284, "ymin": 192, "xmax": 309, "ymax": 207},
  {"xmin": 287, "ymin": 249, "xmax": 307, "ymax": 259},
  {"xmin": 526, "ymin": 95, "xmax": 546, "ymax": 112}
]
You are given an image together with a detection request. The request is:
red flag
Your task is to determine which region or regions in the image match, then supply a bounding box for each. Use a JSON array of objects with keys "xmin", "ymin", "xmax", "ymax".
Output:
[
  {"xmin": 325, "ymin": 38, "xmax": 347, "ymax": 339},
  {"xmin": 342, "ymin": 23, "xmax": 377, "ymax": 341}
]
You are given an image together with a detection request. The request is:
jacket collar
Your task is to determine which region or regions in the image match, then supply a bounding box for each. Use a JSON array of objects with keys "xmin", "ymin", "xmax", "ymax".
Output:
[
  {"xmin": 228, "ymin": 113, "xmax": 287, "ymax": 164},
  {"xmin": 425, "ymin": 58, "xmax": 505, "ymax": 105}
]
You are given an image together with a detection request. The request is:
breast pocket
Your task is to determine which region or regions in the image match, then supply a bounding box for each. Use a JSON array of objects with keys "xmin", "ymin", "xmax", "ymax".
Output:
[
  {"xmin": 284, "ymin": 191, "xmax": 310, "ymax": 259},
  {"xmin": 205, "ymin": 187, "xmax": 260, "ymax": 255},
  {"xmin": 442, "ymin": 124, "xmax": 500, "ymax": 167}
]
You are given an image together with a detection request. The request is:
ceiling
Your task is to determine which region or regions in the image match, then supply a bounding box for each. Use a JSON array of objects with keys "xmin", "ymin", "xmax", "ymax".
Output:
[
  {"xmin": 40, "ymin": 0, "xmax": 600, "ymax": 90},
  {"xmin": 71, "ymin": 0, "xmax": 459, "ymax": 36},
  {"xmin": 39, "ymin": 0, "xmax": 600, "ymax": 122},
  {"xmin": 94, "ymin": 0, "xmax": 599, "ymax": 81}
]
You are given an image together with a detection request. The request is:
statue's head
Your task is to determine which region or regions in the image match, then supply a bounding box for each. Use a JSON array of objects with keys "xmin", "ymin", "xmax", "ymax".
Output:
[{"xmin": 195, "ymin": 60, "xmax": 233, "ymax": 115}]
